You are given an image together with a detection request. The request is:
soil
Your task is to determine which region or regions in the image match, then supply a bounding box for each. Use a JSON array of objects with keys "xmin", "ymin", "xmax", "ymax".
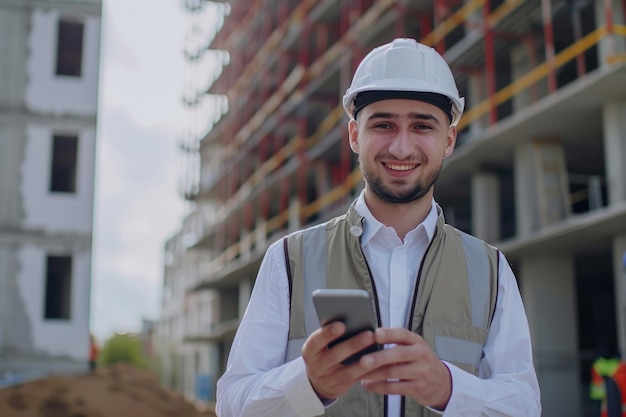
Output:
[{"xmin": 0, "ymin": 364, "xmax": 217, "ymax": 417}]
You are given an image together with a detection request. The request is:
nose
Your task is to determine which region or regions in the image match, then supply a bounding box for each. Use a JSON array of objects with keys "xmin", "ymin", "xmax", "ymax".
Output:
[{"xmin": 388, "ymin": 129, "xmax": 413, "ymax": 160}]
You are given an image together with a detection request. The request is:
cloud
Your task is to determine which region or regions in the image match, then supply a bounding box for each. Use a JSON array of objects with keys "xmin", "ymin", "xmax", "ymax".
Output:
[
  {"xmin": 91, "ymin": 0, "xmax": 200, "ymax": 342},
  {"xmin": 91, "ymin": 105, "xmax": 186, "ymax": 341},
  {"xmin": 99, "ymin": 0, "xmax": 186, "ymax": 131},
  {"xmin": 99, "ymin": 4, "xmax": 139, "ymax": 72}
]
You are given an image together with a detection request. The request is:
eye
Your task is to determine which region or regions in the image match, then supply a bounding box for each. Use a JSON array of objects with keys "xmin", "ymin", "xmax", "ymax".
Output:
[
  {"xmin": 414, "ymin": 123, "xmax": 434, "ymax": 131},
  {"xmin": 373, "ymin": 122, "xmax": 393, "ymax": 130}
]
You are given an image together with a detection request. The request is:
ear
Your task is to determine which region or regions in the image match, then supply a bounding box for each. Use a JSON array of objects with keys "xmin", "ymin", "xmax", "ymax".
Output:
[
  {"xmin": 444, "ymin": 125, "xmax": 457, "ymax": 159},
  {"xmin": 348, "ymin": 119, "xmax": 359, "ymax": 153}
]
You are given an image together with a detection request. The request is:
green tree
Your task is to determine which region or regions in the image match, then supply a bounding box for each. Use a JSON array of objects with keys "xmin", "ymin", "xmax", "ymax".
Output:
[{"xmin": 98, "ymin": 333, "xmax": 147, "ymax": 369}]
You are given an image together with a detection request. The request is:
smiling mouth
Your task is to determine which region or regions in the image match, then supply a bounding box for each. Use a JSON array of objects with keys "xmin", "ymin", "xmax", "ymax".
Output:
[{"xmin": 384, "ymin": 163, "xmax": 417, "ymax": 171}]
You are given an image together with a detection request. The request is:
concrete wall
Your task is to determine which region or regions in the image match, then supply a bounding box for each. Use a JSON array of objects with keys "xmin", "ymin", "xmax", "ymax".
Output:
[
  {"xmin": 17, "ymin": 246, "xmax": 91, "ymax": 357},
  {"xmin": 26, "ymin": 9, "xmax": 101, "ymax": 115},
  {"xmin": 0, "ymin": 1, "xmax": 100, "ymax": 375},
  {"xmin": 520, "ymin": 255, "xmax": 581, "ymax": 417},
  {"xmin": 22, "ymin": 125, "xmax": 96, "ymax": 232}
]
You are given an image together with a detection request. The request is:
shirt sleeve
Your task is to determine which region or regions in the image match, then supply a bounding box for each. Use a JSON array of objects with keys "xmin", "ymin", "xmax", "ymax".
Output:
[
  {"xmin": 215, "ymin": 238, "xmax": 326, "ymax": 417},
  {"xmin": 440, "ymin": 252, "xmax": 542, "ymax": 417}
]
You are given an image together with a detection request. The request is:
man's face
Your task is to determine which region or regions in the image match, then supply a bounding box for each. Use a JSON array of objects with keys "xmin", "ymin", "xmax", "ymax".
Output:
[{"xmin": 348, "ymin": 99, "xmax": 457, "ymax": 205}]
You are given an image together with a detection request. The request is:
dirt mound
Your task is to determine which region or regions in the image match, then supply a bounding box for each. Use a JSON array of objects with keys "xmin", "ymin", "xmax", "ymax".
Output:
[{"xmin": 0, "ymin": 364, "xmax": 216, "ymax": 417}]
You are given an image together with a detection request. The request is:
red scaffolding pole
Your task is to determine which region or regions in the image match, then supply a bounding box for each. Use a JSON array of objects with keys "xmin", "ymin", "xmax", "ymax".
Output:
[
  {"xmin": 483, "ymin": 0, "xmax": 498, "ymax": 125},
  {"xmin": 340, "ymin": 0, "xmax": 355, "ymax": 188},
  {"xmin": 434, "ymin": 0, "xmax": 447, "ymax": 53},
  {"xmin": 541, "ymin": 0, "xmax": 557, "ymax": 92},
  {"xmin": 296, "ymin": 17, "xmax": 312, "ymax": 222},
  {"xmin": 605, "ymin": 0, "xmax": 616, "ymax": 58}
]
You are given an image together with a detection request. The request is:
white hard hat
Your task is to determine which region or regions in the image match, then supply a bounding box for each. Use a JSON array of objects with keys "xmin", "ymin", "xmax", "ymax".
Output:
[{"xmin": 343, "ymin": 38, "xmax": 465, "ymax": 127}]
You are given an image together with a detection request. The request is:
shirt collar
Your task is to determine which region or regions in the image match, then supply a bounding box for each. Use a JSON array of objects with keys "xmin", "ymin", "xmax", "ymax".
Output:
[{"xmin": 354, "ymin": 189, "xmax": 438, "ymax": 246}]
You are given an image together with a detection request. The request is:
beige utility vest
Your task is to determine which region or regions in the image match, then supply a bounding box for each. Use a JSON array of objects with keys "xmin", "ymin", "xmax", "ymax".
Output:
[{"xmin": 283, "ymin": 203, "xmax": 499, "ymax": 417}]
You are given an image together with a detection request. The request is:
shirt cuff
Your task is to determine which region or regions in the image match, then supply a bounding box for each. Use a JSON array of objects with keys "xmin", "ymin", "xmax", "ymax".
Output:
[
  {"xmin": 441, "ymin": 361, "xmax": 486, "ymax": 416},
  {"xmin": 282, "ymin": 357, "xmax": 326, "ymax": 416}
]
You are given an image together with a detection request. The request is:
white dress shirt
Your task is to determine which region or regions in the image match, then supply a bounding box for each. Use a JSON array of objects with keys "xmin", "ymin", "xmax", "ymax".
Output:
[{"xmin": 216, "ymin": 192, "xmax": 541, "ymax": 417}]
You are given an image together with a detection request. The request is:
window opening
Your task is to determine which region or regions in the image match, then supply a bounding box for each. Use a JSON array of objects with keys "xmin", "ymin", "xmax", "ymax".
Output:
[
  {"xmin": 50, "ymin": 135, "xmax": 78, "ymax": 193},
  {"xmin": 56, "ymin": 20, "xmax": 84, "ymax": 77},
  {"xmin": 44, "ymin": 255, "xmax": 73, "ymax": 320}
]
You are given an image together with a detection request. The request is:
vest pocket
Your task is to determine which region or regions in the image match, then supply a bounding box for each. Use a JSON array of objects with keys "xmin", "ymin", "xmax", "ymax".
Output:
[{"xmin": 432, "ymin": 321, "xmax": 488, "ymax": 375}]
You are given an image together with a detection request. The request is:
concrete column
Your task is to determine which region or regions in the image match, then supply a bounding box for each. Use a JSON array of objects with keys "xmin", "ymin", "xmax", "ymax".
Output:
[
  {"xmin": 515, "ymin": 140, "xmax": 570, "ymax": 236},
  {"xmin": 602, "ymin": 100, "xmax": 626, "ymax": 204},
  {"xmin": 208, "ymin": 342, "xmax": 221, "ymax": 401},
  {"xmin": 452, "ymin": 1, "xmax": 486, "ymax": 137},
  {"xmin": 315, "ymin": 161, "xmax": 332, "ymax": 218},
  {"xmin": 0, "ymin": 130, "xmax": 26, "ymax": 226},
  {"xmin": 184, "ymin": 350, "xmax": 194, "ymax": 400},
  {"xmin": 510, "ymin": 39, "xmax": 548, "ymax": 112},
  {"xmin": 466, "ymin": 71, "xmax": 487, "ymax": 137},
  {"xmin": 595, "ymin": 0, "xmax": 626, "ymax": 63},
  {"xmin": 239, "ymin": 228, "xmax": 251, "ymax": 262},
  {"xmin": 254, "ymin": 219, "xmax": 267, "ymax": 252},
  {"xmin": 288, "ymin": 197, "xmax": 300, "ymax": 231},
  {"xmin": 238, "ymin": 279, "xmax": 251, "ymax": 319},
  {"xmin": 518, "ymin": 254, "xmax": 581, "ymax": 417},
  {"xmin": 315, "ymin": 160, "xmax": 331, "ymax": 196},
  {"xmin": 613, "ymin": 235, "xmax": 626, "ymax": 358},
  {"xmin": 514, "ymin": 141, "xmax": 539, "ymax": 237},
  {"xmin": 0, "ymin": 245, "xmax": 33, "ymax": 355},
  {"xmin": 471, "ymin": 172, "xmax": 500, "ymax": 243}
]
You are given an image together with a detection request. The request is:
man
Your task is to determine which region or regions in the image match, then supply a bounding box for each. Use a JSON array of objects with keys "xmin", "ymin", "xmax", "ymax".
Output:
[
  {"xmin": 89, "ymin": 333, "xmax": 99, "ymax": 371},
  {"xmin": 216, "ymin": 38, "xmax": 541, "ymax": 416}
]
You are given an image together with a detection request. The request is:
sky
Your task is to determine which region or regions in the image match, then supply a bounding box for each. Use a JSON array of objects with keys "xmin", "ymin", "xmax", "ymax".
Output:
[{"xmin": 90, "ymin": 0, "xmax": 190, "ymax": 342}]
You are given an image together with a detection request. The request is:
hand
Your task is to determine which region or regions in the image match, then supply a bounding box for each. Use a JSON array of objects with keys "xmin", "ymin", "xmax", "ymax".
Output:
[
  {"xmin": 301, "ymin": 321, "xmax": 377, "ymax": 401},
  {"xmin": 359, "ymin": 328, "xmax": 452, "ymax": 410}
]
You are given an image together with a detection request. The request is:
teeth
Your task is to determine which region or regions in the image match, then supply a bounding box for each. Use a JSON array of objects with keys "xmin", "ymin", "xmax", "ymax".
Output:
[{"xmin": 386, "ymin": 163, "xmax": 416, "ymax": 171}]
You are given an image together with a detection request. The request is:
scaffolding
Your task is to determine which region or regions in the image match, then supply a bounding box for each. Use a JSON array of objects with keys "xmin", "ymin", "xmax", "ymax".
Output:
[{"xmin": 182, "ymin": 0, "xmax": 626, "ymax": 278}]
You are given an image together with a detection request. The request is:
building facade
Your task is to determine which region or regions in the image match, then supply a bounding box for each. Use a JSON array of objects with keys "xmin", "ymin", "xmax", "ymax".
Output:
[
  {"xmin": 161, "ymin": 1, "xmax": 626, "ymax": 415},
  {"xmin": 0, "ymin": 0, "xmax": 102, "ymax": 376}
]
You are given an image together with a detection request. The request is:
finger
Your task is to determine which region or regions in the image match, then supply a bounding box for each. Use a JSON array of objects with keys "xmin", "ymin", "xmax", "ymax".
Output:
[
  {"xmin": 358, "ymin": 346, "xmax": 418, "ymax": 379},
  {"xmin": 303, "ymin": 325, "xmax": 375, "ymax": 401},
  {"xmin": 359, "ymin": 352, "xmax": 419, "ymax": 380},
  {"xmin": 361, "ymin": 361, "xmax": 452, "ymax": 409},
  {"xmin": 331, "ymin": 330, "xmax": 377, "ymax": 365},
  {"xmin": 374, "ymin": 327, "xmax": 421, "ymax": 346},
  {"xmin": 302, "ymin": 321, "xmax": 346, "ymax": 357}
]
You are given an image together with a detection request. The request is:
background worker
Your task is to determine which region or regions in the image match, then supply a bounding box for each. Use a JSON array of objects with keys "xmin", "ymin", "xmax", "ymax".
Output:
[
  {"xmin": 89, "ymin": 333, "xmax": 99, "ymax": 371},
  {"xmin": 590, "ymin": 346, "xmax": 626, "ymax": 417},
  {"xmin": 216, "ymin": 38, "xmax": 541, "ymax": 417}
]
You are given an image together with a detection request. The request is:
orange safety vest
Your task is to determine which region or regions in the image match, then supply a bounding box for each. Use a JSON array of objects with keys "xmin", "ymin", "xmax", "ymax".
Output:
[
  {"xmin": 612, "ymin": 364, "xmax": 626, "ymax": 417},
  {"xmin": 89, "ymin": 335, "xmax": 99, "ymax": 362}
]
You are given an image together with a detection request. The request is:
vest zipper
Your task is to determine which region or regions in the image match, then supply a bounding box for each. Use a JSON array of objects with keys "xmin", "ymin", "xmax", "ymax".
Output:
[
  {"xmin": 357, "ymin": 236, "xmax": 388, "ymax": 417},
  {"xmin": 402, "ymin": 224, "xmax": 439, "ymax": 417}
]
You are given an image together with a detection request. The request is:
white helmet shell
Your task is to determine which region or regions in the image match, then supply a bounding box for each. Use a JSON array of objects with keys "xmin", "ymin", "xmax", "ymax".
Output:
[{"xmin": 343, "ymin": 38, "xmax": 465, "ymax": 127}]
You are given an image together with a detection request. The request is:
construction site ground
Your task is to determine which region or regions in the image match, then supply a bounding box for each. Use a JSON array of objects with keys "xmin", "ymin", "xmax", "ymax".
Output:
[{"xmin": 0, "ymin": 364, "xmax": 217, "ymax": 417}]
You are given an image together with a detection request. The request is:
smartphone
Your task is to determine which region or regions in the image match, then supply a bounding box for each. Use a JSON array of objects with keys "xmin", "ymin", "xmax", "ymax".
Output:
[{"xmin": 312, "ymin": 288, "xmax": 381, "ymax": 364}]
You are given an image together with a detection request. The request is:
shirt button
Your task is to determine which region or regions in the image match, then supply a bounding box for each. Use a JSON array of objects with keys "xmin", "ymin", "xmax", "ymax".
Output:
[{"xmin": 350, "ymin": 225, "xmax": 363, "ymax": 237}]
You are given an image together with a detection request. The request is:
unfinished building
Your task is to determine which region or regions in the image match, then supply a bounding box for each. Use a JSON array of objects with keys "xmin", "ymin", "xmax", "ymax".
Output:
[
  {"xmin": 0, "ymin": 0, "xmax": 102, "ymax": 378},
  {"xmin": 160, "ymin": 1, "xmax": 626, "ymax": 415}
]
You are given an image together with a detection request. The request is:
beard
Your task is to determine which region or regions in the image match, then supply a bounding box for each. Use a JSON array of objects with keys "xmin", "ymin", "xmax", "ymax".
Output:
[{"xmin": 359, "ymin": 156, "xmax": 442, "ymax": 204}]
